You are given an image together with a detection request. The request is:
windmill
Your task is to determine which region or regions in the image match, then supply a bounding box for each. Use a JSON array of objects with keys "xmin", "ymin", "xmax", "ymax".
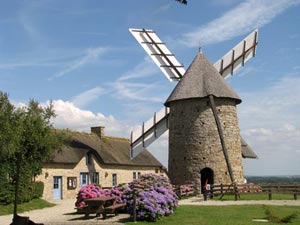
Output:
[{"xmin": 129, "ymin": 28, "xmax": 258, "ymax": 193}]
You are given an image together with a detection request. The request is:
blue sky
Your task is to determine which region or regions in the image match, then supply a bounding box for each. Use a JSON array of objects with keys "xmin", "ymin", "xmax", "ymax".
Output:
[{"xmin": 1, "ymin": 0, "xmax": 300, "ymax": 176}]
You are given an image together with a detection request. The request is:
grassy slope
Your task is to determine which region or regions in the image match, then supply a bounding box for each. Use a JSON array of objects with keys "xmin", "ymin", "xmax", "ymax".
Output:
[
  {"xmin": 0, "ymin": 199, "xmax": 55, "ymax": 216},
  {"xmin": 126, "ymin": 205, "xmax": 300, "ymax": 225}
]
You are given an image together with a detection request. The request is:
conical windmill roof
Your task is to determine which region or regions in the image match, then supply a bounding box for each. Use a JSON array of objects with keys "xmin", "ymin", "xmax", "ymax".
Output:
[{"xmin": 165, "ymin": 52, "xmax": 241, "ymax": 106}]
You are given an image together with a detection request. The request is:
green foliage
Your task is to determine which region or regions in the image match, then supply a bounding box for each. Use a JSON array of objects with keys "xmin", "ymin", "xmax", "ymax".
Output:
[
  {"xmin": 0, "ymin": 181, "xmax": 45, "ymax": 205},
  {"xmin": 0, "ymin": 92, "xmax": 65, "ymax": 210},
  {"xmin": 0, "ymin": 92, "xmax": 22, "ymax": 160},
  {"xmin": 0, "ymin": 179, "xmax": 14, "ymax": 205},
  {"xmin": 32, "ymin": 182, "xmax": 44, "ymax": 199}
]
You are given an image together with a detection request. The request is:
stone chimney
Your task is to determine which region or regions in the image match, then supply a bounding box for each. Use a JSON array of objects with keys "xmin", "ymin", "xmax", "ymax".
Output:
[{"xmin": 91, "ymin": 126, "xmax": 105, "ymax": 139}]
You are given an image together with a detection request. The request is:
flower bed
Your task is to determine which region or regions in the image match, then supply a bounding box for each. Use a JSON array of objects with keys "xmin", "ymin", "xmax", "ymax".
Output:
[{"xmin": 74, "ymin": 174, "xmax": 178, "ymax": 222}]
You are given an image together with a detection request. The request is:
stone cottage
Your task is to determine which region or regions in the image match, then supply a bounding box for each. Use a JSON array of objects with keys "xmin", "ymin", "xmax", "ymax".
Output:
[{"xmin": 36, "ymin": 127, "xmax": 165, "ymax": 200}]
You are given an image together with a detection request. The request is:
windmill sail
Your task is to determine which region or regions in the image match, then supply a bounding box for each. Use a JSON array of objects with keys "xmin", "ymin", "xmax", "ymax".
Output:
[
  {"xmin": 131, "ymin": 107, "xmax": 169, "ymax": 159},
  {"xmin": 129, "ymin": 28, "xmax": 186, "ymax": 82},
  {"xmin": 214, "ymin": 29, "xmax": 258, "ymax": 79}
]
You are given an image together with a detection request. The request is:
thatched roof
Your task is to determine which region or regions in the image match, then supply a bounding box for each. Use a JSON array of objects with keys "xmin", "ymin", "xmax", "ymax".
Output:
[
  {"xmin": 50, "ymin": 131, "xmax": 163, "ymax": 167},
  {"xmin": 165, "ymin": 52, "xmax": 241, "ymax": 107}
]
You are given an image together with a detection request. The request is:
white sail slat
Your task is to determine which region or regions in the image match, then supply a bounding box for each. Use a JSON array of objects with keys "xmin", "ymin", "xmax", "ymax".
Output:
[
  {"xmin": 129, "ymin": 28, "xmax": 185, "ymax": 82},
  {"xmin": 130, "ymin": 107, "xmax": 169, "ymax": 159},
  {"xmin": 214, "ymin": 29, "xmax": 258, "ymax": 79}
]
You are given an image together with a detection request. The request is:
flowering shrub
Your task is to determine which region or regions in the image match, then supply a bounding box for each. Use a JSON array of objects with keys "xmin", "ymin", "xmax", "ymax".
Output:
[
  {"xmin": 75, "ymin": 184, "xmax": 107, "ymax": 208},
  {"xmin": 75, "ymin": 184, "xmax": 127, "ymax": 208},
  {"xmin": 122, "ymin": 174, "xmax": 178, "ymax": 221},
  {"xmin": 110, "ymin": 185, "xmax": 127, "ymax": 204},
  {"xmin": 175, "ymin": 184, "xmax": 194, "ymax": 198},
  {"xmin": 75, "ymin": 175, "xmax": 178, "ymax": 222}
]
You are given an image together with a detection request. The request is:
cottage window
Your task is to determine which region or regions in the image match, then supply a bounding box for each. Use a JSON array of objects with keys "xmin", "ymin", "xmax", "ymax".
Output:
[
  {"xmin": 86, "ymin": 152, "xmax": 91, "ymax": 165},
  {"xmin": 133, "ymin": 172, "xmax": 136, "ymax": 180},
  {"xmin": 67, "ymin": 177, "xmax": 77, "ymax": 189},
  {"xmin": 137, "ymin": 172, "xmax": 141, "ymax": 179},
  {"xmin": 112, "ymin": 174, "xmax": 117, "ymax": 186},
  {"xmin": 80, "ymin": 172, "xmax": 89, "ymax": 187},
  {"xmin": 92, "ymin": 172, "xmax": 99, "ymax": 184}
]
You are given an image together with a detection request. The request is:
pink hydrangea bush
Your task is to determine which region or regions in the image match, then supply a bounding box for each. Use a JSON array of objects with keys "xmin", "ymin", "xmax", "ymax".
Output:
[
  {"xmin": 75, "ymin": 184, "xmax": 127, "ymax": 208},
  {"xmin": 75, "ymin": 184, "xmax": 107, "ymax": 207}
]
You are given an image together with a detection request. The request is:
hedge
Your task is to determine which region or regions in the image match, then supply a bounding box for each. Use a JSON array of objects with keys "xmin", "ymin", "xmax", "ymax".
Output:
[{"xmin": 0, "ymin": 181, "xmax": 44, "ymax": 205}]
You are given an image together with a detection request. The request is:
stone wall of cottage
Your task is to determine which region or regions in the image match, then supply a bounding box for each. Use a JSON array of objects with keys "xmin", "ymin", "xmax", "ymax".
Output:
[
  {"xmin": 168, "ymin": 97, "xmax": 244, "ymax": 194},
  {"xmin": 36, "ymin": 155, "xmax": 165, "ymax": 200}
]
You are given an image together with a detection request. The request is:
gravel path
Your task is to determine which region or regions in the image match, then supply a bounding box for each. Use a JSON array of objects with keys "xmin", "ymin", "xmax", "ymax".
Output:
[
  {"xmin": 1, "ymin": 198, "xmax": 299, "ymax": 225},
  {"xmin": 0, "ymin": 199, "xmax": 130, "ymax": 225}
]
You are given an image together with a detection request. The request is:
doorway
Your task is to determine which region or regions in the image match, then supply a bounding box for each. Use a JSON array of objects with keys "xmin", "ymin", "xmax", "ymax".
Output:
[
  {"xmin": 200, "ymin": 168, "xmax": 214, "ymax": 193},
  {"xmin": 53, "ymin": 176, "xmax": 62, "ymax": 200}
]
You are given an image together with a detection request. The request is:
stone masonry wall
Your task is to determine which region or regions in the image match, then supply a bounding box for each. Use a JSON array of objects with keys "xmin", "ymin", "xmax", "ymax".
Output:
[
  {"xmin": 168, "ymin": 97, "xmax": 244, "ymax": 193},
  {"xmin": 36, "ymin": 155, "xmax": 165, "ymax": 200}
]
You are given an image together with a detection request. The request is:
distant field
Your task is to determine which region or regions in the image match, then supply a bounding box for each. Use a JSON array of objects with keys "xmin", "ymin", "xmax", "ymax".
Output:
[
  {"xmin": 125, "ymin": 205, "xmax": 300, "ymax": 225},
  {"xmin": 246, "ymin": 176, "xmax": 300, "ymax": 184}
]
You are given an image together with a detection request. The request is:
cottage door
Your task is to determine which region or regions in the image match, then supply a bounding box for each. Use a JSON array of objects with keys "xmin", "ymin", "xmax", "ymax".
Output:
[{"xmin": 53, "ymin": 176, "xmax": 62, "ymax": 200}]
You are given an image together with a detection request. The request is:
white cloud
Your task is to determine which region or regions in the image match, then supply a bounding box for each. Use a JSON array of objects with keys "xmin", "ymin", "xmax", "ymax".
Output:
[
  {"xmin": 117, "ymin": 57, "xmax": 157, "ymax": 81},
  {"xmin": 210, "ymin": 0, "xmax": 243, "ymax": 6},
  {"xmin": 0, "ymin": 61, "xmax": 52, "ymax": 69},
  {"xmin": 71, "ymin": 87, "xmax": 106, "ymax": 107},
  {"xmin": 110, "ymin": 57, "xmax": 170, "ymax": 103},
  {"xmin": 111, "ymin": 81, "xmax": 164, "ymax": 103},
  {"xmin": 50, "ymin": 99, "xmax": 132, "ymax": 138},
  {"xmin": 153, "ymin": 3, "xmax": 171, "ymax": 14},
  {"xmin": 50, "ymin": 47, "xmax": 108, "ymax": 79},
  {"xmin": 239, "ymin": 75, "xmax": 300, "ymax": 175},
  {"xmin": 180, "ymin": 0, "xmax": 300, "ymax": 47}
]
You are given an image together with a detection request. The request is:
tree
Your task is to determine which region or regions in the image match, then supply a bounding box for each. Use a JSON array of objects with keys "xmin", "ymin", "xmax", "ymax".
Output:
[{"xmin": 0, "ymin": 92, "xmax": 64, "ymax": 223}]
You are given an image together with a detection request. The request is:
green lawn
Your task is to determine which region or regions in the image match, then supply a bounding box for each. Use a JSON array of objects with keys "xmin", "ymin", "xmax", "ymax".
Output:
[
  {"xmin": 125, "ymin": 205, "xmax": 300, "ymax": 225},
  {"xmin": 0, "ymin": 199, "xmax": 55, "ymax": 216}
]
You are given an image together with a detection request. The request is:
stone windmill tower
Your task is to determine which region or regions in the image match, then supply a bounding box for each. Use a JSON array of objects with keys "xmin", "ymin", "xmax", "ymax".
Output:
[{"xmin": 129, "ymin": 28, "xmax": 258, "ymax": 193}]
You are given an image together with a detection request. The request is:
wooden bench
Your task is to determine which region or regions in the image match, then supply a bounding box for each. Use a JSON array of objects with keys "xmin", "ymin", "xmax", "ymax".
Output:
[
  {"xmin": 76, "ymin": 196, "xmax": 124, "ymax": 218},
  {"xmin": 75, "ymin": 202, "xmax": 104, "ymax": 218},
  {"xmin": 103, "ymin": 203, "xmax": 126, "ymax": 219}
]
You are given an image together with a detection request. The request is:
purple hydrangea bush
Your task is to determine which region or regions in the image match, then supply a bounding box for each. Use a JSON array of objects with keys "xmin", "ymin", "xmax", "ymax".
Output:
[{"xmin": 122, "ymin": 174, "xmax": 178, "ymax": 221}]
